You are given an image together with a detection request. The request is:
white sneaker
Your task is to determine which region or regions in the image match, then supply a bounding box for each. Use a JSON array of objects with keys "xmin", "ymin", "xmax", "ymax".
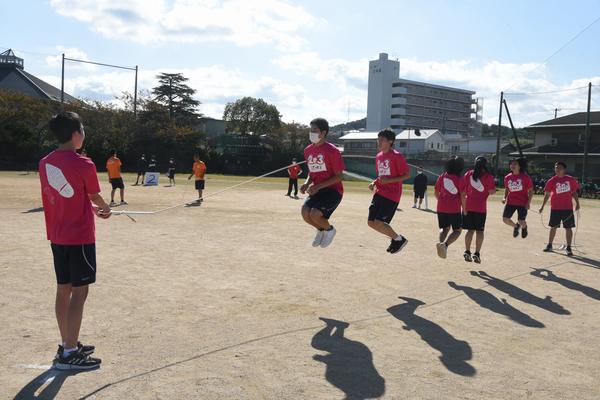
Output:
[
  {"xmin": 412, "ymin": 204, "xmax": 417, "ymax": 208},
  {"xmin": 320, "ymin": 227, "xmax": 337, "ymax": 248},
  {"xmin": 312, "ymin": 230, "xmax": 325, "ymax": 247},
  {"xmin": 436, "ymin": 242, "xmax": 447, "ymax": 259}
]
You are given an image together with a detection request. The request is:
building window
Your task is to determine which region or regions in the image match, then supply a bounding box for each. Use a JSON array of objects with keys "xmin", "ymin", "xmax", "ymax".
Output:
[
  {"xmin": 430, "ymin": 143, "xmax": 434, "ymax": 149},
  {"xmin": 398, "ymin": 142, "xmax": 407, "ymax": 148}
]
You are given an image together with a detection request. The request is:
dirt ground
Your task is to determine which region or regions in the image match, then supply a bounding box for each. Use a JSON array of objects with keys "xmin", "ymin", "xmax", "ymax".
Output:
[{"xmin": 1, "ymin": 171, "xmax": 599, "ymax": 400}]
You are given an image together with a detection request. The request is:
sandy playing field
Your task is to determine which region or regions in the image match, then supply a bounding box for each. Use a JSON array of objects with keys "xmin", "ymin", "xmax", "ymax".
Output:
[{"xmin": 1, "ymin": 171, "xmax": 599, "ymax": 400}]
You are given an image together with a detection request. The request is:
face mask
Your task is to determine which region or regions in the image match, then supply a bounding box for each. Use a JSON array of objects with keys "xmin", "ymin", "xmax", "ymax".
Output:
[
  {"xmin": 292, "ymin": 161, "xmax": 297, "ymax": 165},
  {"xmin": 417, "ymin": 170, "xmax": 423, "ymax": 174},
  {"xmin": 309, "ymin": 131, "xmax": 321, "ymax": 144}
]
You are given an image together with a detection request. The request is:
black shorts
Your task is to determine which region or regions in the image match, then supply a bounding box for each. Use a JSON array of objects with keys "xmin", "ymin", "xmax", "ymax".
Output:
[
  {"xmin": 195, "ymin": 180, "xmax": 205, "ymax": 190},
  {"xmin": 414, "ymin": 190, "xmax": 426, "ymax": 199},
  {"xmin": 503, "ymin": 204, "xmax": 528, "ymax": 220},
  {"xmin": 137, "ymin": 171, "xmax": 145, "ymax": 176},
  {"xmin": 168, "ymin": 169, "xmax": 175, "ymax": 179},
  {"xmin": 462, "ymin": 212, "xmax": 487, "ymax": 231},
  {"xmin": 303, "ymin": 188, "xmax": 342, "ymax": 219},
  {"xmin": 110, "ymin": 177, "xmax": 124, "ymax": 190},
  {"xmin": 549, "ymin": 210, "xmax": 575, "ymax": 228},
  {"xmin": 438, "ymin": 212, "xmax": 462, "ymax": 230},
  {"xmin": 368, "ymin": 194, "xmax": 399, "ymax": 224},
  {"xmin": 51, "ymin": 243, "xmax": 96, "ymax": 287}
]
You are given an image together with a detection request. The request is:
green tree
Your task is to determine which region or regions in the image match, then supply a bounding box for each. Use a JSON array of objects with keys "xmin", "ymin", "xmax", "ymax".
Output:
[
  {"xmin": 152, "ymin": 73, "xmax": 201, "ymax": 122},
  {"xmin": 223, "ymin": 97, "xmax": 281, "ymax": 135}
]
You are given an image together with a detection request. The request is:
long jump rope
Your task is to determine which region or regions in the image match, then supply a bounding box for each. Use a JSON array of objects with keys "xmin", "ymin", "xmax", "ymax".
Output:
[{"xmin": 111, "ymin": 156, "xmax": 583, "ymax": 253}]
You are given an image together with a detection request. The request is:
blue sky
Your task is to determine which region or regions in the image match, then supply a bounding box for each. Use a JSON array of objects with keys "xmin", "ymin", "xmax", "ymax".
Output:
[{"xmin": 2, "ymin": 0, "xmax": 600, "ymax": 126}]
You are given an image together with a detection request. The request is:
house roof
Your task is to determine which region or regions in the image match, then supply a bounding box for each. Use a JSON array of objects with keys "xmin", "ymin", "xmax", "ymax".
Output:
[
  {"xmin": 339, "ymin": 130, "xmax": 379, "ymax": 140},
  {"xmin": 525, "ymin": 111, "xmax": 600, "ymax": 129},
  {"xmin": 395, "ymin": 129, "xmax": 440, "ymax": 140}
]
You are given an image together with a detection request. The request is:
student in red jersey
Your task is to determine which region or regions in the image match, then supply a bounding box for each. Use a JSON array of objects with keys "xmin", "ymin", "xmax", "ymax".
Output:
[
  {"xmin": 39, "ymin": 112, "xmax": 111, "ymax": 370},
  {"xmin": 286, "ymin": 158, "xmax": 303, "ymax": 198},
  {"xmin": 502, "ymin": 157, "xmax": 533, "ymax": 238},
  {"xmin": 367, "ymin": 128, "xmax": 410, "ymax": 253},
  {"xmin": 434, "ymin": 156, "xmax": 465, "ymax": 259},
  {"xmin": 539, "ymin": 161, "xmax": 580, "ymax": 256},
  {"xmin": 462, "ymin": 156, "xmax": 497, "ymax": 264},
  {"xmin": 300, "ymin": 118, "xmax": 345, "ymax": 248}
]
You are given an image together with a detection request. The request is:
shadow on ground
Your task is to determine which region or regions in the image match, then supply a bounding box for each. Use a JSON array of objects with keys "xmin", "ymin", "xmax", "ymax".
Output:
[
  {"xmin": 13, "ymin": 368, "xmax": 95, "ymax": 400},
  {"xmin": 531, "ymin": 268, "xmax": 600, "ymax": 301},
  {"xmin": 387, "ymin": 297, "xmax": 476, "ymax": 377},
  {"xmin": 312, "ymin": 317, "xmax": 386, "ymax": 400}
]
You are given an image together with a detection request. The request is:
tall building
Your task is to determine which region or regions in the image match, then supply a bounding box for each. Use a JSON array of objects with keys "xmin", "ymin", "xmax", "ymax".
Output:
[{"xmin": 367, "ymin": 53, "xmax": 477, "ymax": 136}]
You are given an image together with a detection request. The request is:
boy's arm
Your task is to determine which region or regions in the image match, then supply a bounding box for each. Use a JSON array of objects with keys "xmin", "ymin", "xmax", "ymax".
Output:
[
  {"xmin": 309, "ymin": 172, "xmax": 342, "ymax": 194},
  {"xmin": 502, "ymin": 188, "xmax": 509, "ymax": 203},
  {"xmin": 539, "ymin": 192, "xmax": 550, "ymax": 212},
  {"xmin": 573, "ymin": 191, "xmax": 580, "ymax": 210},
  {"xmin": 526, "ymin": 188, "xmax": 533, "ymax": 209},
  {"xmin": 380, "ymin": 171, "xmax": 410, "ymax": 184},
  {"xmin": 434, "ymin": 188, "xmax": 441, "ymax": 199},
  {"xmin": 300, "ymin": 175, "xmax": 313, "ymax": 194},
  {"xmin": 89, "ymin": 193, "xmax": 111, "ymax": 219},
  {"xmin": 461, "ymin": 192, "xmax": 467, "ymax": 215}
]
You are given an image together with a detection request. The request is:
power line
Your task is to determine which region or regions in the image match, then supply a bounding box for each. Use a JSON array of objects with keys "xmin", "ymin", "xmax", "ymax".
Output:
[
  {"xmin": 504, "ymin": 14, "xmax": 600, "ymax": 92},
  {"xmin": 505, "ymin": 85, "xmax": 591, "ymax": 96}
]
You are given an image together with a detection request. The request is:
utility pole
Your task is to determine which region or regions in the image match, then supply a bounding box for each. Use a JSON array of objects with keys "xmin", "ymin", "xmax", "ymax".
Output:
[
  {"xmin": 133, "ymin": 65, "xmax": 138, "ymax": 117},
  {"xmin": 582, "ymin": 82, "xmax": 592, "ymax": 183},
  {"xmin": 495, "ymin": 91, "xmax": 504, "ymax": 172},
  {"xmin": 60, "ymin": 53, "xmax": 65, "ymax": 109}
]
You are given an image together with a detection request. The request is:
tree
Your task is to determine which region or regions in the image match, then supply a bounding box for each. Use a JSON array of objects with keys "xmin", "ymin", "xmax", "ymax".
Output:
[
  {"xmin": 152, "ymin": 73, "xmax": 201, "ymax": 122},
  {"xmin": 223, "ymin": 97, "xmax": 281, "ymax": 135}
]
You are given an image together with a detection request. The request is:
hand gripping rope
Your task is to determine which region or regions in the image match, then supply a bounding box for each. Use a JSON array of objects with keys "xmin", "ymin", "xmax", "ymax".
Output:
[{"xmin": 110, "ymin": 161, "xmax": 307, "ymax": 221}]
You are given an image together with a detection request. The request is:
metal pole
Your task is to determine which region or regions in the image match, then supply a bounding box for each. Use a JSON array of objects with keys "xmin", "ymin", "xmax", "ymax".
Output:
[
  {"xmin": 133, "ymin": 65, "xmax": 138, "ymax": 117},
  {"xmin": 60, "ymin": 53, "xmax": 65, "ymax": 108},
  {"xmin": 582, "ymin": 82, "xmax": 592, "ymax": 183},
  {"xmin": 495, "ymin": 91, "xmax": 504, "ymax": 172},
  {"xmin": 554, "ymin": 108, "xmax": 558, "ymax": 119},
  {"xmin": 503, "ymin": 99, "xmax": 522, "ymax": 157}
]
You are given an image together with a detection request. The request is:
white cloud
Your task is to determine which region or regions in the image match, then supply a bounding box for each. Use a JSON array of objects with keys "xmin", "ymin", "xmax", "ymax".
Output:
[
  {"xmin": 45, "ymin": 46, "xmax": 97, "ymax": 71},
  {"xmin": 49, "ymin": 0, "xmax": 317, "ymax": 50}
]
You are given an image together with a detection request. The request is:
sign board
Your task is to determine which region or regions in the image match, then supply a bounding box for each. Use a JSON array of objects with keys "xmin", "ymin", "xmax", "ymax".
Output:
[{"xmin": 144, "ymin": 172, "xmax": 160, "ymax": 186}]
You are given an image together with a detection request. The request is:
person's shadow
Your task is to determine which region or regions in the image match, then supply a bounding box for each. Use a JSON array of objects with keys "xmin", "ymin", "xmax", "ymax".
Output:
[
  {"xmin": 568, "ymin": 254, "xmax": 600, "ymax": 270},
  {"xmin": 312, "ymin": 317, "xmax": 385, "ymax": 400},
  {"xmin": 470, "ymin": 271, "xmax": 570, "ymax": 315},
  {"xmin": 531, "ymin": 268, "xmax": 600, "ymax": 301},
  {"xmin": 448, "ymin": 281, "xmax": 544, "ymax": 328},
  {"xmin": 386, "ymin": 297, "xmax": 476, "ymax": 377},
  {"xmin": 13, "ymin": 368, "xmax": 91, "ymax": 399}
]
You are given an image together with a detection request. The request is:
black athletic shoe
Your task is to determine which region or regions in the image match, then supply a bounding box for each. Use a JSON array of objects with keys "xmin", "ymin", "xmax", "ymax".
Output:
[
  {"xmin": 521, "ymin": 227, "xmax": 528, "ymax": 239},
  {"xmin": 513, "ymin": 226, "xmax": 520, "ymax": 238},
  {"xmin": 388, "ymin": 236, "xmax": 408, "ymax": 254},
  {"xmin": 54, "ymin": 342, "xmax": 96, "ymax": 362},
  {"xmin": 543, "ymin": 244, "xmax": 553, "ymax": 252},
  {"xmin": 54, "ymin": 349, "xmax": 101, "ymax": 370},
  {"xmin": 566, "ymin": 246, "xmax": 573, "ymax": 256},
  {"xmin": 473, "ymin": 252, "xmax": 481, "ymax": 264},
  {"xmin": 463, "ymin": 250, "xmax": 472, "ymax": 262}
]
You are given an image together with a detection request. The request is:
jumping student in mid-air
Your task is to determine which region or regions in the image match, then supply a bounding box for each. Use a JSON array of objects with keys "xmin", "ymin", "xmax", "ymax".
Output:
[
  {"xmin": 367, "ymin": 128, "xmax": 410, "ymax": 253},
  {"xmin": 188, "ymin": 154, "xmax": 206, "ymax": 203},
  {"xmin": 39, "ymin": 111, "xmax": 111, "ymax": 370},
  {"xmin": 106, "ymin": 150, "xmax": 127, "ymax": 206},
  {"xmin": 300, "ymin": 118, "xmax": 345, "ymax": 248},
  {"xmin": 539, "ymin": 161, "xmax": 580, "ymax": 256},
  {"xmin": 502, "ymin": 157, "xmax": 533, "ymax": 238},
  {"xmin": 434, "ymin": 156, "xmax": 465, "ymax": 259},
  {"xmin": 462, "ymin": 156, "xmax": 496, "ymax": 263}
]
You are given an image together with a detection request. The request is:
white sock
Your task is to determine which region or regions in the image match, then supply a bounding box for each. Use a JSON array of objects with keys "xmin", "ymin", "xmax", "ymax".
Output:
[
  {"xmin": 394, "ymin": 235, "xmax": 404, "ymax": 241},
  {"xmin": 63, "ymin": 347, "xmax": 78, "ymax": 357}
]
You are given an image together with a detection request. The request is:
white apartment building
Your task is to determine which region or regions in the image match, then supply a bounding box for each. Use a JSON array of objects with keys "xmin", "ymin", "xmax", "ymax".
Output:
[{"xmin": 367, "ymin": 53, "xmax": 477, "ymax": 136}]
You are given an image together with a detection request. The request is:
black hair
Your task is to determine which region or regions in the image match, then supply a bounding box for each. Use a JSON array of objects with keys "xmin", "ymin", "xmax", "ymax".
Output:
[
  {"xmin": 555, "ymin": 161, "xmax": 567, "ymax": 169},
  {"xmin": 509, "ymin": 157, "xmax": 528, "ymax": 173},
  {"xmin": 378, "ymin": 128, "xmax": 396, "ymax": 143},
  {"xmin": 310, "ymin": 118, "xmax": 329, "ymax": 135},
  {"xmin": 445, "ymin": 156, "xmax": 464, "ymax": 176},
  {"xmin": 110, "ymin": 149, "xmax": 117, "ymax": 156},
  {"xmin": 472, "ymin": 156, "xmax": 490, "ymax": 182},
  {"xmin": 193, "ymin": 154, "xmax": 199, "ymax": 158},
  {"xmin": 48, "ymin": 112, "xmax": 83, "ymax": 144}
]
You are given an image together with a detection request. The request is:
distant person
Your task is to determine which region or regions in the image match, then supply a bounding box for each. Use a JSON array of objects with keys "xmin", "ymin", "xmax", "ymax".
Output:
[
  {"xmin": 539, "ymin": 161, "xmax": 580, "ymax": 256},
  {"xmin": 187, "ymin": 154, "xmax": 206, "ymax": 203},
  {"xmin": 412, "ymin": 167, "xmax": 428, "ymax": 208},
  {"xmin": 134, "ymin": 154, "xmax": 147, "ymax": 186},
  {"xmin": 300, "ymin": 117, "xmax": 344, "ymax": 248},
  {"xmin": 462, "ymin": 156, "xmax": 496, "ymax": 264},
  {"xmin": 39, "ymin": 111, "xmax": 110, "ymax": 370},
  {"xmin": 367, "ymin": 128, "xmax": 410, "ymax": 254},
  {"xmin": 80, "ymin": 149, "xmax": 88, "ymax": 158},
  {"xmin": 502, "ymin": 158, "xmax": 533, "ymax": 239},
  {"xmin": 434, "ymin": 157, "xmax": 465, "ymax": 259},
  {"xmin": 147, "ymin": 155, "xmax": 158, "ymax": 173},
  {"xmin": 106, "ymin": 150, "xmax": 127, "ymax": 206},
  {"xmin": 286, "ymin": 158, "xmax": 303, "ymax": 197},
  {"xmin": 167, "ymin": 158, "xmax": 176, "ymax": 187}
]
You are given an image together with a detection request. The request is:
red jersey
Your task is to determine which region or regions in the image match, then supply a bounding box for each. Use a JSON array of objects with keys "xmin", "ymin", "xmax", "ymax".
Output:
[
  {"xmin": 304, "ymin": 142, "xmax": 345, "ymax": 194},
  {"xmin": 504, "ymin": 172, "xmax": 532, "ymax": 207},
  {"xmin": 544, "ymin": 175, "xmax": 579, "ymax": 210},
  {"xmin": 288, "ymin": 164, "xmax": 302, "ymax": 179},
  {"xmin": 435, "ymin": 172, "xmax": 465, "ymax": 214},
  {"xmin": 39, "ymin": 150, "xmax": 101, "ymax": 245},
  {"xmin": 374, "ymin": 149, "xmax": 409, "ymax": 203},
  {"xmin": 464, "ymin": 170, "xmax": 496, "ymax": 213}
]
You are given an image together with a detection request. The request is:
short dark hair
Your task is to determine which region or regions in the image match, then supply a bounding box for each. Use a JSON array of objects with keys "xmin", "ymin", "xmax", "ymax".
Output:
[
  {"xmin": 310, "ymin": 118, "xmax": 329, "ymax": 135},
  {"xmin": 110, "ymin": 149, "xmax": 117, "ymax": 156},
  {"xmin": 445, "ymin": 156, "xmax": 464, "ymax": 176},
  {"xmin": 509, "ymin": 157, "xmax": 528, "ymax": 172},
  {"xmin": 556, "ymin": 161, "xmax": 567, "ymax": 169},
  {"xmin": 49, "ymin": 112, "xmax": 83, "ymax": 144},
  {"xmin": 378, "ymin": 128, "xmax": 396, "ymax": 143}
]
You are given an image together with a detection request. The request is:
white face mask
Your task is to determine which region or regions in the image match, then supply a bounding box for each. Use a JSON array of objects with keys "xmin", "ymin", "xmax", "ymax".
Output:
[{"xmin": 309, "ymin": 131, "xmax": 321, "ymax": 144}]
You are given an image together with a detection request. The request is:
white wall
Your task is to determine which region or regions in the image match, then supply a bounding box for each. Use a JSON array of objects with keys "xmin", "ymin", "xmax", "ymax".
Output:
[
  {"xmin": 367, "ymin": 53, "xmax": 400, "ymax": 131},
  {"xmin": 534, "ymin": 131, "xmax": 553, "ymax": 147}
]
